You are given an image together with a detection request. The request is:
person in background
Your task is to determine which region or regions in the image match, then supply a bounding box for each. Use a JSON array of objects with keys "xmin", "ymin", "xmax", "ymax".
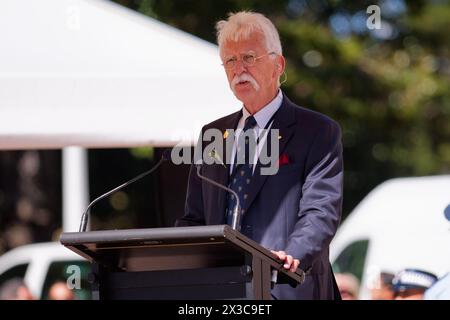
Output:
[
  {"xmin": 48, "ymin": 281, "xmax": 75, "ymax": 300},
  {"xmin": 335, "ymin": 273, "xmax": 360, "ymax": 300},
  {"xmin": 0, "ymin": 278, "xmax": 35, "ymax": 300},
  {"xmin": 370, "ymin": 271, "xmax": 395, "ymax": 300},
  {"xmin": 392, "ymin": 268, "xmax": 438, "ymax": 300}
]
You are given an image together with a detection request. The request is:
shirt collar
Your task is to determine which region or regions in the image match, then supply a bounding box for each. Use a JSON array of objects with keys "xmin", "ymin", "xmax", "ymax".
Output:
[{"xmin": 242, "ymin": 89, "xmax": 283, "ymax": 129}]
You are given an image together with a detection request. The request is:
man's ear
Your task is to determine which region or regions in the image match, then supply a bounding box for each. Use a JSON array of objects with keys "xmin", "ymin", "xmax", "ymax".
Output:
[
  {"xmin": 273, "ymin": 56, "xmax": 285, "ymax": 80},
  {"xmin": 278, "ymin": 55, "xmax": 286, "ymax": 74}
]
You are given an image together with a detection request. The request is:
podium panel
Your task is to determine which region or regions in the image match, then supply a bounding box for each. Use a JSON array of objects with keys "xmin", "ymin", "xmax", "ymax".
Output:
[{"xmin": 60, "ymin": 225, "xmax": 304, "ymax": 300}]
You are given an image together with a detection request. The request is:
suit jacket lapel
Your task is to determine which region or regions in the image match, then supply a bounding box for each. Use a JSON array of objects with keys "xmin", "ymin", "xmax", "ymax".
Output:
[
  {"xmin": 243, "ymin": 95, "xmax": 296, "ymax": 213},
  {"xmin": 212, "ymin": 110, "xmax": 242, "ymax": 222}
]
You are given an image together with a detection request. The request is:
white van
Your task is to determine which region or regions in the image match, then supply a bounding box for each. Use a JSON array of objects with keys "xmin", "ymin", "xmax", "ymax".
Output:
[
  {"xmin": 330, "ymin": 175, "xmax": 450, "ymax": 299},
  {"xmin": 0, "ymin": 242, "xmax": 91, "ymax": 299}
]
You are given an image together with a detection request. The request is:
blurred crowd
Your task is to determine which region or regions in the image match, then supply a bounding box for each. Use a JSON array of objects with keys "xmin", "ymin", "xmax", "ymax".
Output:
[
  {"xmin": 0, "ymin": 279, "xmax": 74, "ymax": 300},
  {"xmin": 2, "ymin": 268, "xmax": 449, "ymax": 300},
  {"xmin": 336, "ymin": 268, "xmax": 450, "ymax": 300}
]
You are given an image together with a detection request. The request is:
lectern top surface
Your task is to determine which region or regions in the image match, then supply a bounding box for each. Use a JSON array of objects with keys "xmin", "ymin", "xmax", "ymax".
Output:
[{"xmin": 60, "ymin": 225, "xmax": 305, "ymax": 285}]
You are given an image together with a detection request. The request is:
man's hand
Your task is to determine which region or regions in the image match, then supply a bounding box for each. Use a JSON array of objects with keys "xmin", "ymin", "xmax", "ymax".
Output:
[{"xmin": 271, "ymin": 250, "xmax": 300, "ymax": 272}]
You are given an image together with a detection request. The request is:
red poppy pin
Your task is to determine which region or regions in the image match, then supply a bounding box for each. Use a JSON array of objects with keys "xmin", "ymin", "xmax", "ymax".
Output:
[{"xmin": 278, "ymin": 153, "xmax": 290, "ymax": 166}]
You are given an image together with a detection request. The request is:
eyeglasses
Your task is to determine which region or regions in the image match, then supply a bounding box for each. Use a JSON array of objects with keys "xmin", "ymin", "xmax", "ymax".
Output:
[{"xmin": 222, "ymin": 51, "xmax": 276, "ymax": 69}]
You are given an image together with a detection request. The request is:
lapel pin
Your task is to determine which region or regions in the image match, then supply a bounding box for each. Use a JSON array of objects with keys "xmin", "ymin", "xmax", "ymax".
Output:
[
  {"xmin": 209, "ymin": 150, "xmax": 226, "ymax": 168},
  {"xmin": 278, "ymin": 135, "xmax": 282, "ymax": 140},
  {"xmin": 223, "ymin": 130, "xmax": 229, "ymax": 139}
]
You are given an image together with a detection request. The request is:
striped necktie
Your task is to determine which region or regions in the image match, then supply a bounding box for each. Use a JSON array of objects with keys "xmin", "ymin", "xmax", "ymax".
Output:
[{"xmin": 226, "ymin": 115, "xmax": 257, "ymax": 225}]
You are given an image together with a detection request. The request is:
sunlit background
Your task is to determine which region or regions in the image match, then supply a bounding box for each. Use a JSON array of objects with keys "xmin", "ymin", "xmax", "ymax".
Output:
[{"xmin": 0, "ymin": 0, "xmax": 449, "ymax": 300}]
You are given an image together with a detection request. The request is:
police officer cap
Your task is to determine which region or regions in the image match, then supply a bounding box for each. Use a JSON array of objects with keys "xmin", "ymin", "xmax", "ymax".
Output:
[{"xmin": 392, "ymin": 268, "xmax": 438, "ymax": 292}]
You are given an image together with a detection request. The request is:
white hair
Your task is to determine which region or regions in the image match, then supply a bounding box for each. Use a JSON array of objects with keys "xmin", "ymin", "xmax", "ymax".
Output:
[{"xmin": 216, "ymin": 11, "xmax": 282, "ymax": 56}]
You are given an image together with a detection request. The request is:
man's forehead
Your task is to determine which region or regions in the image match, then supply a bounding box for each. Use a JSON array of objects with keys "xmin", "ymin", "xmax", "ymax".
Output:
[{"xmin": 221, "ymin": 36, "xmax": 266, "ymax": 57}]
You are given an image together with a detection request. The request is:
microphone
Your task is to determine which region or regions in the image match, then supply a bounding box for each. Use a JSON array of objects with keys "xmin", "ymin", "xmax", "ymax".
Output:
[
  {"xmin": 195, "ymin": 163, "xmax": 242, "ymax": 231},
  {"xmin": 78, "ymin": 149, "xmax": 172, "ymax": 232}
]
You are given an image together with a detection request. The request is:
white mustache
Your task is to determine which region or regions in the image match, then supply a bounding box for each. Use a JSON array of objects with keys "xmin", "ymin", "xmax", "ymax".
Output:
[{"xmin": 231, "ymin": 73, "xmax": 260, "ymax": 92}]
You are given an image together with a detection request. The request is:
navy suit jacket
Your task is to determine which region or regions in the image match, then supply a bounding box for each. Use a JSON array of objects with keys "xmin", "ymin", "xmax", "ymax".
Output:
[{"xmin": 176, "ymin": 94, "xmax": 344, "ymax": 299}]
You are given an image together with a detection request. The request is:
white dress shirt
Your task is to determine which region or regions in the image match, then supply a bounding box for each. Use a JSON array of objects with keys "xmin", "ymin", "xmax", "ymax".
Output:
[{"xmin": 230, "ymin": 89, "xmax": 283, "ymax": 175}]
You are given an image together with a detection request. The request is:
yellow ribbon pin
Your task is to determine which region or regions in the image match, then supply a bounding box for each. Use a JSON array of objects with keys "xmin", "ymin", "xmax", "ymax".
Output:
[{"xmin": 223, "ymin": 130, "xmax": 229, "ymax": 139}]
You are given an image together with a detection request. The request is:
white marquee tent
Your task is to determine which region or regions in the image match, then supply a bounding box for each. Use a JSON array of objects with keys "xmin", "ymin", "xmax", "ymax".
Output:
[{"xmin": 0, "ymin": 0, "xmax": 239, "ymax": 231}]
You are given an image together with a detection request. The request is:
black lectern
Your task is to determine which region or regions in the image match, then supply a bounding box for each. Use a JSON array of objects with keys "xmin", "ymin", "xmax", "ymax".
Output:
[{"xmin": 60, "ymin": 225, "xmax": 305, "ymax": 300}]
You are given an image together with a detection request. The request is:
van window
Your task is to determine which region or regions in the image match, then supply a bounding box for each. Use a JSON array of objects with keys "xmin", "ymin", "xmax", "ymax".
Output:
[
  {"xmin": 40, "ymin": 260, "xmax": 91, "ymax": 300},
  {"xmin": 332, "ymin": 239, "xmax": 369, "ymax": 282},
  {"xmin": 0, "ymin": 263, "xmax": 29, "ymax": 287}
]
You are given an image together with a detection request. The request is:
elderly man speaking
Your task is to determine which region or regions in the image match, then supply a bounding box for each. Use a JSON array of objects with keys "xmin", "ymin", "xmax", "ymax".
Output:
[{"xmin": 176, "ymin": 11, "xmax": 343, "ymax": 300}]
